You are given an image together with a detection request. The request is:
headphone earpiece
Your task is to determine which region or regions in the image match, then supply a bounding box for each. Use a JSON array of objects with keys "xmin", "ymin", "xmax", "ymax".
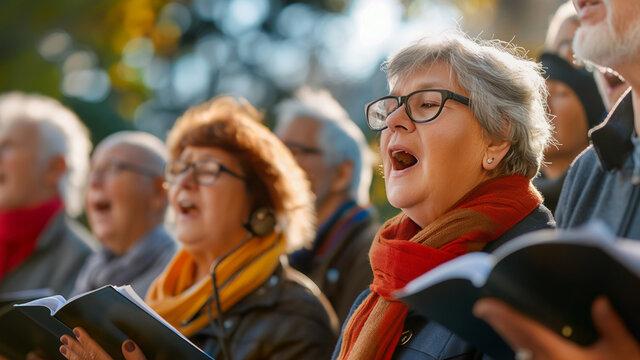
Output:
[{"xmin": 244, "ymin": 207, "xmax": 276, "ymax": 237}]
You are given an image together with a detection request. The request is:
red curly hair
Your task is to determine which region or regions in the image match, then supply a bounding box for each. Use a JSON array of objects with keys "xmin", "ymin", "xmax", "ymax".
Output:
[{"xmin": 166, "ymin": 96, "xmax": 316, "ymax": 251}]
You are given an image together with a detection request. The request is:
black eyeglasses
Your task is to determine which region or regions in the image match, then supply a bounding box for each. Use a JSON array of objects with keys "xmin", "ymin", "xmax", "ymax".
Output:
[
  {"xmin": 90, "ymin": 161, "xmax": 158, "ymax": 180},
  {"xmin": 365, "ymin": 89, "xmax": 471, "ymax": 131},
  {"xmin": 284, "ymin": 141, "xmax": 323, "ymax": 156},
  {"xmin": 165, "ymin": 158, "xmax": 245, "ymax": 186}
]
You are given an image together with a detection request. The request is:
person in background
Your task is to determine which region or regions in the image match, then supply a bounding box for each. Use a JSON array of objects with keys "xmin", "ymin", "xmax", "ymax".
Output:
[
  {"xmin": 0, "ymin": 92, "xmax": 93, "ymax": 297},
  {"xmin": 554, "ymin": 0, "xmax": 640, "ymax": 238},
  {"xmin": 60, "ymin": 96, "xmax": 338, "ymax": 360},
  {"xmin": 72, "ymin": 131, "xmax": 176, "ymax": 297},
  {"xmin": 546, "ymin": 0, "xmax": 629, "ymax": 113},
  {"xmin": 534, "ymin": 53, "xmax": 605, "ymax": 213},
  {"xmin": 475, "ymin": 0, "xmax": 640, "ymax": 358},
  {"xmin": 544, "ymin": 0, "xmax": 581, "ymax": 63},
  {"xmin": 275, "ymin": 88, "xmax": 379, "ymax": 323},
  {"xmin": 332, "ymin": 32, "xmax": 554, "ymax": 360}
]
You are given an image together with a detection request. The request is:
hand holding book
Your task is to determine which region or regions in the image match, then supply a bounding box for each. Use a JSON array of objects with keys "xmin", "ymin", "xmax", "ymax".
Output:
[
  {"xmin": 0, "ymin": 285, "xmax": 212, "ymax": 360},
  {"xmin": 60, "ymin": 328, "xmax": 146, "ymax": 360},
  {"xmin": 474, "ymin": 297, "xmax": 640, "ymax": 360},
  {"xmin": 395, "ymin": 222, "xmax": 640, "ymax": 359}
]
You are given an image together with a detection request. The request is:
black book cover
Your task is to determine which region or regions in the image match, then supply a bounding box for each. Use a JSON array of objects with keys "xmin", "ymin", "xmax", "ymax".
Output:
[
  {"xmin": 0, "ymin": 285, "xmax": 213, "ymax": 360},
  {"xmin": 396, "ymin": 223, "xmax": 640, "ymax": 360}
]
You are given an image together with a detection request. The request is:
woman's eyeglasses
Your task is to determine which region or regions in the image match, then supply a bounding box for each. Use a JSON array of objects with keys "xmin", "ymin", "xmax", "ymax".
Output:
[
  {"xmin": 165, "ymin": 158, "xmax": 245, "ymax": 186},
  {"xmin": 365, "ymin": 89, "xmax": 471, "ymax": 131},
  {"xmin": 90, "ymin": 161, "xmax": 157, "ymax": 180}
]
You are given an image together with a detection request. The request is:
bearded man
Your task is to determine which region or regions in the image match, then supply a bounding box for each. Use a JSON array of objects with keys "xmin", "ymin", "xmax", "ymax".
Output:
[{"xmin": 474, "ymin": 0, "xmax": 640, "ymax": 358}]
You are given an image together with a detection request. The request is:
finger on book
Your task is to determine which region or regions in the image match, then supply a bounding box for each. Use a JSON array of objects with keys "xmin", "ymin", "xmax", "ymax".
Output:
[
  {"xmin": 473, "ymin": 297, "xmax": 579, "ymax": 358},
  {"xmin": 70, "ymin": 327, "xmax": 114, "ymax": 360},
  {"xmin": 592, "ymin": 297, "xmax": 640, "ymax": 355},
  {"xmin": 122, "ymin": 339, "xmax": 148, "ymax": 360}
]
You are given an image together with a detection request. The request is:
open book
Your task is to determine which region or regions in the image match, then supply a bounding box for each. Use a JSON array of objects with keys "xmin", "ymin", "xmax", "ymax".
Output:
[
  {"xmin": 395, "ymin": 223, "xmax": 640, "ymax": 360},
  {"xmin": 0, "ymin": 285, "xmax": 212, "ymax": 360}
]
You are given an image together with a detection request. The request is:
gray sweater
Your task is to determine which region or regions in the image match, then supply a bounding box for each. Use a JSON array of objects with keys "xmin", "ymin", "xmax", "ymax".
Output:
[{"xmin": 556, "ymin": 89, "xmax": 640, "ymax": 238}]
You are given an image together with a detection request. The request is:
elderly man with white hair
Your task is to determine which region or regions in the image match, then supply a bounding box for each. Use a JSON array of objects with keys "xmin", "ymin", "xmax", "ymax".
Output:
[
  {"xmin": 276, "ymin": 88, "xmax": 379, "ymax": 323},
  {"xmin": 0, "ymin": 92, "xmax": 94, "ymax": 297},
  {"xmin": 72, "ymin": 131, "xmax": 176, "ymax": 297}
]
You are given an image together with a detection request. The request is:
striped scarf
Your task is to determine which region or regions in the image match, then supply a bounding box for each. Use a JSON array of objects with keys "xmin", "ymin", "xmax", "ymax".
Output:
[{"xmin": 336, "ymin": 175, "xmax": 542, "ymax": 360}]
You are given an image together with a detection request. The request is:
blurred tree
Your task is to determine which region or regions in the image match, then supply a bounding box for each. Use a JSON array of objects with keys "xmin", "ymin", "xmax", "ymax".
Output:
[{"xmin": 0, "ymin": 0, "xmax": 564, "ymax": 221}]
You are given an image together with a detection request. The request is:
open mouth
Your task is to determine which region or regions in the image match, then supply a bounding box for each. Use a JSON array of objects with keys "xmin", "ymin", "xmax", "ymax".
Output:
[
  {"xmin": 576, "ymin": 0, "xmax": 604, "ymax": 21},
  {"xmin": 390, "ymin": 149, "xmax": 418, "ymax": 171},
  {"xmin": 92, "ymin": 199, "xmax": 112, "ymax": 214},
  {"xmin": 577, "ymin": 0, "xmax": 601, "ymax": 10},
  {"xmin": 177, "ymin": 198, "xmax": 198, "ymax": 216},
  {"xmin": 604, "ymin": 71, "xmax": 625, "ymax": 89}
]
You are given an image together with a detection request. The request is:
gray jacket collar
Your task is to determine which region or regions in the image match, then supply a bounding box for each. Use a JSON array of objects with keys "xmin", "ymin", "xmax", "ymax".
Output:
[
  {"xmin": 589, "ymin": 88, "xmax": 635, "ymax": 171},
  {"xmin": 34, "ymin": 212, "xmax": 66, "ymax": 251},
  {"xmin": 35, "ymin": 212, "xmax": 95, "ymax": 251},
  {"xmin": 72, "ymin": 225, "xmax": 173, "ymax": 295}
]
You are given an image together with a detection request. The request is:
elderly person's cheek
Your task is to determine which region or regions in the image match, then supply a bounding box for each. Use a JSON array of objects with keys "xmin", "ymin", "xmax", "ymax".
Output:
[
  {"xmin": 168, "ymin": 184, "xmax": 194, "ymax": 240},
  {"xmin": 379, "ymin": 132, "xmax": 393, "ymax": 177}
]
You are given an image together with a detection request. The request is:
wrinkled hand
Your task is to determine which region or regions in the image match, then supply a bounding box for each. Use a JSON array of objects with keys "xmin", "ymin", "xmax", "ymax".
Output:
[
  {"xmin": 59, "ymin": 327, "xmax": 147, "ymax": 360},
  {"xmin": 473, "ymin": 297, "xmax": 640, "ymax": 360}
]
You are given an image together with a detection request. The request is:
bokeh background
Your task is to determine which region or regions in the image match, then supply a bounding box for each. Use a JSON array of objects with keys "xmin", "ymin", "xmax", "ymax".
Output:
[{"xmin": 0, "ymin": 0, "xmax": 567, "ymax": 219}]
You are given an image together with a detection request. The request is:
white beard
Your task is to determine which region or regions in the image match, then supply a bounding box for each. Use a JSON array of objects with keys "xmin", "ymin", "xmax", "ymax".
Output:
[{"xmin": 573, "ymin": 3, "xmax": 640, "ymax": 68}]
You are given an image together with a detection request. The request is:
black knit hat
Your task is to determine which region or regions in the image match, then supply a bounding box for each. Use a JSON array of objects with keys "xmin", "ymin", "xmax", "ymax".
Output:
[{"xmin": 539, "ymin": 52, "xmax": 606, "ymax": 129}]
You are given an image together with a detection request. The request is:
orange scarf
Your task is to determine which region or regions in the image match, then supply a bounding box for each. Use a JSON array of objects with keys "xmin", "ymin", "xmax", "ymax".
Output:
[
  {"xmin": 336, "ymin": 175, "xmax": 542, "ymax": 360},
  {"xmin": 145, "ymin": 232, "xmax": 284, "ymax": 337}
]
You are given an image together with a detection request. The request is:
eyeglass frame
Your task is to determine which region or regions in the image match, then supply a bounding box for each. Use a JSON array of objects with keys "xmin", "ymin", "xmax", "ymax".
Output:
[
  {"xmin": 364, "ymin": 89, "xmax": 471, "ymax": 131},
  {"xmin": 165, "ymin": 158, "xmax": 246, "ymax": 186},
  {"xmin": 89, "ymin": 160, "xmax": 158, "ymax": 180},
  {"xmin": 284, "ymin": 141, "xmax": 323, "ymax": 156}
]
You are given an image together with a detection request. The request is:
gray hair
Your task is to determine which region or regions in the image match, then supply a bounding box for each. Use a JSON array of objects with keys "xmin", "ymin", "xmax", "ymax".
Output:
[
  {"xmin": 275, "ymin": 88, "xmax": 375, "ymax": 204},
  {"xmin": 96, "ymin": 131, "xmax": 167, "ymax": 177},
  {"xmin": 385, "ymin": 33, "xmax": 552, "ymax": 178},
  {"xmin": 0, "ymin": 92, "xmax": 91, "ymax": 216},
  {"xmin": 544, "ymin": 1, "xmax": 579, "ymax": 51}
]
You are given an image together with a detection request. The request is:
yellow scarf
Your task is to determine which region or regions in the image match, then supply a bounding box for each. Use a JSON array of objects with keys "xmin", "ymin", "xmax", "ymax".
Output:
[{"xmin": 145, "ymin": 232, "xmax": 284, "ymax": 337}]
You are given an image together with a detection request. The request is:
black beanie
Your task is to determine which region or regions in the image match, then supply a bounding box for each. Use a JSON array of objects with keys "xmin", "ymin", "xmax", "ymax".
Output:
[{"xmin": 539, "ymin": 52, "xmax": 606, "ymax": 129}]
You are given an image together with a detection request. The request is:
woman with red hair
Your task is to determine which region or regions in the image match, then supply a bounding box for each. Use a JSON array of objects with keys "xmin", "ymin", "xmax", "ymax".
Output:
[{"xmin": 59, "ymin": 97, "xmax": 337, "ymax": 360}]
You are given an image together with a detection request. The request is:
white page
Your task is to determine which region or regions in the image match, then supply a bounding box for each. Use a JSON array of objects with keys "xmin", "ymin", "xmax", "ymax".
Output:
[
  {"xmin": 606, "ymin": 239, "xmax": 640, "ymax": 274},
  {"xmin": 396, "ymin": 252, "xmax": 493, "ymax": 298},
  {"xmin": 15, "ymin": 295, "xmax": 67, "ymax": 315},
  {"xmin": 492, "ymin": 222, "xmax": 615, "ymax": 261}
]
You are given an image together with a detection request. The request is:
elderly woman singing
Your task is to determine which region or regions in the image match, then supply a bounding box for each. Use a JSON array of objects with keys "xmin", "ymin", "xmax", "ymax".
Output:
[
  {"xmin": 334, "ymin": 33, "xmax": 554, "ymax": 359},
  {"xmin": 58, "ymin": 97, "xmax": 337, "ymax": 360}
]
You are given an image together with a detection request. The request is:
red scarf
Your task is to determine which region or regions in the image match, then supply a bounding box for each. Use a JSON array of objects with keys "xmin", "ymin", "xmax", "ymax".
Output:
[
  {"xmin": 336, "ymin": 175, "xmax": 542, "ymax": 360},
  {"xmin": 0, "ymin": 197, "xmax": 63, "ymax": 280}
]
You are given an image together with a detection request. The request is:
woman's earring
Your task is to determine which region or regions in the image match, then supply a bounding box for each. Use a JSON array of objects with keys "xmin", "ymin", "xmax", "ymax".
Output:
[{"xmin": 486, "ymin": 158, "xmax": 494, "ymax": 164}]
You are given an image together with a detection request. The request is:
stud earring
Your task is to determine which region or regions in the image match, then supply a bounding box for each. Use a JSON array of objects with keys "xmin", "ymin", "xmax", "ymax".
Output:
[{"xmin": 486, "ymin": 158, "xmax": 494, "ymax": 164}]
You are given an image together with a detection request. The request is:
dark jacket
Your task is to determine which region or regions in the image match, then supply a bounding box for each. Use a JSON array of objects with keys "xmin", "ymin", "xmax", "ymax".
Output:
[
  {"xmin": 332, "ymin": 205, "xmax": 555, "ymax": 360},
  {"xmin": 0, "ymin": 213, "xmax": 94, "ymax": 297},
  {"xmin": 289, "ymin": 201, "xmax": 379, "ymax": 323},
  {"xmin": 533, "ymin": 172, "xmax": 567, "ymax": 215},
  {"xmin": 556, "ymin": 90, "xmax": 640, "ymax": 238},
  {"xmin": 193, "ymin": 263, "xmax": 339, "ymax": 360}
]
